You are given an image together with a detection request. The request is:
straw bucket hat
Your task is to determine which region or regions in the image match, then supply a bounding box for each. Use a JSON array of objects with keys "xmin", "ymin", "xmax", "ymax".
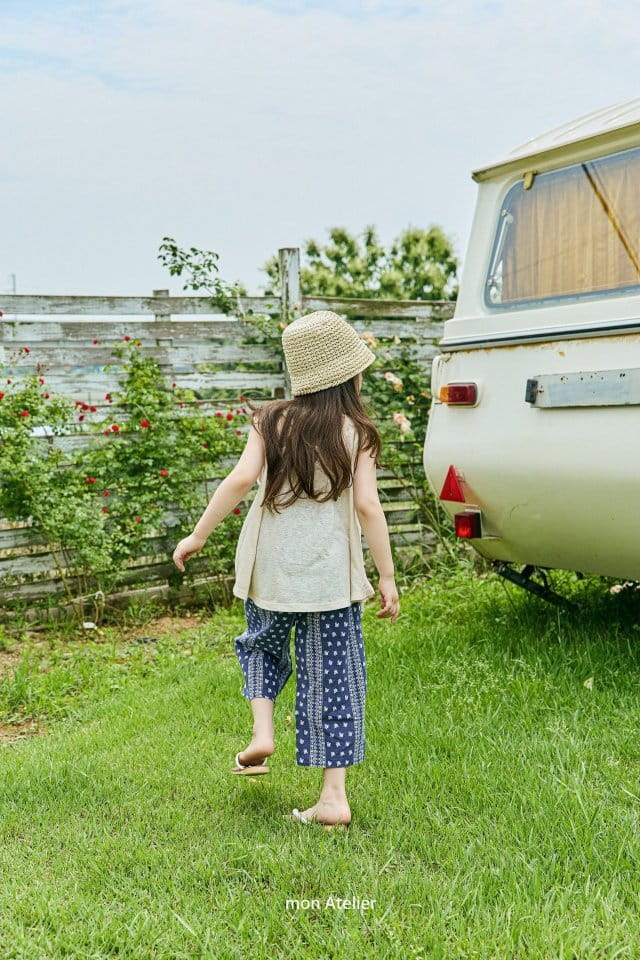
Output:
[{"xmin": 282, "ymin": 310, "xmax": 376, "ymax": 397}]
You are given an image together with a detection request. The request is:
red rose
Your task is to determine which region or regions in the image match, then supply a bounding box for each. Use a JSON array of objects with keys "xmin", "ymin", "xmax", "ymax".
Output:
[
  {"xmin": 139, "ymin": 419, "xmax": 151, "ymax": 428},
  {"xmin": 102, "ymin": 507, "xmax": 109, "ymax": 513},
  {"xmin": 135, "ymin": 516, "xmax": 142, "ymax": 522},
  {"xmin": 22, "ymin": 346, "xmax": 30, "ymax": 354},
  {"xmin": 215, "ymin": 412, "xmax": 223, "ymax": 418},
  {"xmin": 0, "ymin": 393, "xmax": 4, "ymax": 400},
  {"xmin": 226, "ymin": 413, "xmax": 233, "ymax": 421},
  {"xmin": 38, "ymin": 377, "xmax": 45, "ymax": 384},
  {"xmin": 89, "ymin": 406, "xmax": 97, "ymax": 412},
  {"xmin": 43, "ymin": 393, "xmax": 50, "ymax": 398},
  {"xmin": 103, "ymin": 429, "xmax": 110, "ymax": 435},
  {"xmin": 102, "ymin": 490, "xmax": 110, "ymax": 496},
  {"xmin": 92, "ymin": 339, "xmax": 100, "ymax": 344},
  {"xmin": 86, "ymin": 477, "xmax": 96, "ymax": 484},
  {"xmin": 111, "ymin": 424, "xmax": 120, "ymax": 432},
  {"xmin": 104, "ymin": 393, "xmax": 111, "ymax": 400},
  {"xmin": 172, "ymin": 382, "xmax": 177, "ymax": 387},
  {"xmin": 233, "ymin": 508, "xmax": 241, "ymax": 515},
  {"xmin": 0, "ymin": 310, "xmax": 3, "ymax": 317},
  {"xmin": 159, "ymin": 469, "xmax": 168, "ymax": 477},
  {"xmin": 235, "ymin": 430, "xmax": 242, "ymax": 435},
  {"xmin": 78, "ymin": 414, "xmax": 85, "ymax": 421},
  {"xmin": 123, "ymin": 335, "xmax": 131, "ymax": 341},
  {"xmin": 19, "ymin": 410, "xmax": 29, "ymax": 417}
]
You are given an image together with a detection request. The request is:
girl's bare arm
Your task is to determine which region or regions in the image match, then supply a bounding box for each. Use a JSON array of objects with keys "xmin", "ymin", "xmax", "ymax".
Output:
[
  {"xmin": 192, "ymin": 423, "xmax": 265, "ymax": 541},
  {"xmin": 353, "ymin": 446, "xmax": 400, "ymax": 620},
  {"xmin": 173, "ymin": 424, "xmax": 265, "ymax": 570}
]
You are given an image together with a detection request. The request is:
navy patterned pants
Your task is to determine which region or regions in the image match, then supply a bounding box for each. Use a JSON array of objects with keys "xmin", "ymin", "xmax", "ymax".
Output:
[{"xmin": 234, "ymin": 597, "xmax": 367, "ymax": 767}]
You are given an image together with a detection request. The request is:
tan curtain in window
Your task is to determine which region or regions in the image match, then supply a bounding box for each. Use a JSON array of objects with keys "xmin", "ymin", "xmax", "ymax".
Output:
[{"xmin": 501, "ymin": 148, "xmax": 640, "ymax": 302}]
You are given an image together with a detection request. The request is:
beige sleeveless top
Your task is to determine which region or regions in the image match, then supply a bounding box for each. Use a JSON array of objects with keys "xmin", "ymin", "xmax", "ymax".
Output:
[{"xmin": 232, "ymin": 415, "xmax": 375, "ymax": 612}]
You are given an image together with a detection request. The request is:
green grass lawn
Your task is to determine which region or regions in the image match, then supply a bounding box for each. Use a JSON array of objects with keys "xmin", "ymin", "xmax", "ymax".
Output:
[{"xmin": 1, "ymin": 565, "xmax": 640, "ymax": 958}]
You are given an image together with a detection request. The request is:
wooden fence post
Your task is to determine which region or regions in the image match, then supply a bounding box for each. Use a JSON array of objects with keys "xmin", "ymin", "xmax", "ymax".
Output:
[
  {"xmin": 152, "ymin": 289, "xmax": 173, "ymax": 348},
  {"xmin": 278, "ymin": 248, "xmax": 300, "ymax": 399},
  {"xmin": 152, "ymin": 289, "xmax": 170, "ymax": 322}
]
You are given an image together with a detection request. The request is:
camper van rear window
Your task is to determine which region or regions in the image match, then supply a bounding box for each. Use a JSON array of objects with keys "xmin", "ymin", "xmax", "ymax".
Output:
[{"xmin": 485, "ymin": 144, "xmax": 640, "ymax": 308}]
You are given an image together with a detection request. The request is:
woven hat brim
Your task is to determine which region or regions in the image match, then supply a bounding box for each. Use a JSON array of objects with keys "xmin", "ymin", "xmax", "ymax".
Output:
[{"xmin": 291, "ymin": 340, "xmax": 376, "ymax": 396}]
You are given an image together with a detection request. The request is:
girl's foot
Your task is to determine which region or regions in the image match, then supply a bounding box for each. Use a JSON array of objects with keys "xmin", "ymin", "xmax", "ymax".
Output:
[
  {"xmin": 233, "ymin": 734, "xmax": 275, "ymax": 770},
  {"xmin": 297, "ymin": 796, "xmax": 351, "ymax": 826}
]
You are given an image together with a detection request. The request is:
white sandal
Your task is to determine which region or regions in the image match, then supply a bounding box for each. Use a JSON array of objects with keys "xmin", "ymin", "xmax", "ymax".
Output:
[
  {"xmin": 232, "ymin": 752, "xmax": 270, "ymax": 775},
  {"xmin": 292, "ymin": 808, "xmax": 309, "ymax": 823}
]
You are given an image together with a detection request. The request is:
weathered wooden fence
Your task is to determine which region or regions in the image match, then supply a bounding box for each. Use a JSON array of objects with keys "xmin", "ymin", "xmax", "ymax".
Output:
[{"xmin": 0, "ymin": 248, "xmax": 455, "ymax": 622}]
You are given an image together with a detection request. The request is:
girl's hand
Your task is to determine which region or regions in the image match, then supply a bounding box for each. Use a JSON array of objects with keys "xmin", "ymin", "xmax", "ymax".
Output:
[
  {"xmin": 172, "ymin": 533, "xmax": 206, "ymax": 572},
  {"xmin": 376, "ymin": 576, "xmax": 400, "ymax": 621}
]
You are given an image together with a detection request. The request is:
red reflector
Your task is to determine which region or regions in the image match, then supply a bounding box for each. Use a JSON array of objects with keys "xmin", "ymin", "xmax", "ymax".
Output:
[
  {"xmin": 454, "ymin": 509, "xmax": 482, "ymax": 539},
  {"xmin": 439, "ymin": 383, "xmax": 477, "ymax": 405},
  {"xmin": 439, "ymin": 464, "xmax": 465, "ymax": 502}
]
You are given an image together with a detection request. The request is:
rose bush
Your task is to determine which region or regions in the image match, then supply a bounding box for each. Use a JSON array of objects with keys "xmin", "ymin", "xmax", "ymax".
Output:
[
  {"xmin": 0, "ymin": 362, "xmax": 113, "ymax": 613},
  {"xmin": 0, "ymin": 340, "xmax": 247, "ymax": 621}
]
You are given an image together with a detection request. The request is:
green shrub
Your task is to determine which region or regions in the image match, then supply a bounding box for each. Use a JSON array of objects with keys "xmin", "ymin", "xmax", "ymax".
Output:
[{"xmin": 0, "ymin": 339, "xmax": 247, "ymax": 621}]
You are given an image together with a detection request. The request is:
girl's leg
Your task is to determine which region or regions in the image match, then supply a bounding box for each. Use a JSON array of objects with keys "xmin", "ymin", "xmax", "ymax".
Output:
[
  {"xmin": 299, "ymin": 768, "xmax": 351, "ymax": 826},
  {"xmin": 234, "ymin": 598, "xmax": 294, "ymax": 767},
  {"xmin": 237, "ymin": 697, "xmax": 275, "ymax": 768},
  {"xmin": 293, "ymin": 601, "xmax": 366, "ymax": 823}
]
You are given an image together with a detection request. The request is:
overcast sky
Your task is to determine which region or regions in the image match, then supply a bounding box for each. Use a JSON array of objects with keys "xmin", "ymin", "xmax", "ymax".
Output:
[{"xmin": 0, "ymin": 0, "xmax": 637, "ymax": 297}]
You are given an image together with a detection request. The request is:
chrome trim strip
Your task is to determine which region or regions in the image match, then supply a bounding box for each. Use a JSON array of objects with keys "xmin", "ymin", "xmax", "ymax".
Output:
[{"xmin": 439, "ymin": 320, "xmax": 640, "ymax": 351}]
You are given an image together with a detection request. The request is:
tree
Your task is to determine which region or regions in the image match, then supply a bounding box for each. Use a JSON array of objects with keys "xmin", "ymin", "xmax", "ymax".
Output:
[{"xmin": 262, "ymin": 225, "xmax": 458, "ymax": 300}]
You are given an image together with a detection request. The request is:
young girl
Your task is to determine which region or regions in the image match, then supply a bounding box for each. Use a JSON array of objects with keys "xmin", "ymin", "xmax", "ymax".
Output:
[{"xmin": 172, "ymin": 310, "xmax": 400, "ymax": 826}]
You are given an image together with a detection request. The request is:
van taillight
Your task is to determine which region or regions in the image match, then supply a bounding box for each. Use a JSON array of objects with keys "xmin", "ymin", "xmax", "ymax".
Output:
[
  {"xmin": 454, "ymin": 509, "xmax": 482, "ymax": 539},
  {"xmin": 439, "ymin": 383, "xmax": 477, "ymax": 405}
]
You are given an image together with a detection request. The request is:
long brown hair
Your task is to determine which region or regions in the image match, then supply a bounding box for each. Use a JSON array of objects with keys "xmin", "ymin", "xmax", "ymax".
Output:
[{"xmin": 244, "ymin": 374, "xmax": 381, "ymax": 515}]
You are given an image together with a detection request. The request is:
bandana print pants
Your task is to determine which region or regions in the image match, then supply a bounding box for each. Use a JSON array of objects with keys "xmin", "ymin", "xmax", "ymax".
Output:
[{"xmin": 234, "ymin": 597, "xmax": 367, "ymax": 767}]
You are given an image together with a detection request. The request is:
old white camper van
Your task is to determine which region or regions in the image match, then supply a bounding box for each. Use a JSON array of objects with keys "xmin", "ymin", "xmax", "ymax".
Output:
[{"xmin": 423, "ymin": 98, "xmax": 640, "ymax": 600}]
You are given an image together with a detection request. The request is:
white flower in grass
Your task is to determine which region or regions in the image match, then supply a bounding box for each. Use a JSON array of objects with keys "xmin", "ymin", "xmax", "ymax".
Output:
[
  {"xmin": 392, "ymin": 412, "xmax": 412, "ymax": 434},
  {"xmin": 610, "ymin": 581, "xmax": 635, "ymax": 594}
]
